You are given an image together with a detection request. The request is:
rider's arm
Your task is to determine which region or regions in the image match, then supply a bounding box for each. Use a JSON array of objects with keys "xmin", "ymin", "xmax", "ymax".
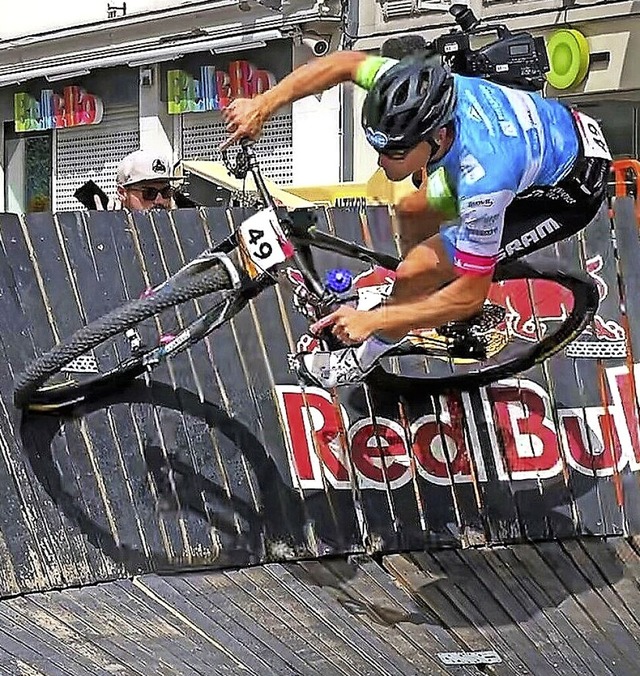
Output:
[
  {"xmin": 394, "ymin": 186, "xmax": 447, "ymax": 257},
  {"xmin": 371, "ymin": 270, "xmax": 494, "ymax": 337},
  {"xmin": 222, "ymin": 53, "xmax": 396, "ymax": 148},
  {"xmin": 394, "ymin": 167, "xmax": 458, "ymax": 256},
  {"xmin": 369, "ymin": 166, "xmax": 516, "ymax": 335},
  {"xmin": 258, "ymin": 51, "xmax": 369, "ymax": 116}
]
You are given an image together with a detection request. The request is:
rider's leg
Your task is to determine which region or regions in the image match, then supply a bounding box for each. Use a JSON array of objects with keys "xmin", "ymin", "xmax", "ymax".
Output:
[{"xmin": 497, "ymin": 156, "xmax": 610, "ymax": 263}]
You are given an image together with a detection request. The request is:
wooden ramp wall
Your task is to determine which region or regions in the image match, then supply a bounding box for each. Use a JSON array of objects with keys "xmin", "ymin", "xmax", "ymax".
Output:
[{"xmin": 0, "ymin": 199, "xmax": 639, "ymax": 598}]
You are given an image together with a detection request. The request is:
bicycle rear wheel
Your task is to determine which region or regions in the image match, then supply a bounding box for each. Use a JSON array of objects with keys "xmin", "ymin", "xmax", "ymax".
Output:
[
  {"xmin": 14, "ymin": 263, "xmax": 239, "ymax": 410},
  {"xmin": 366, "ymin": 258, "xmax": 601, "ymax": 395}
]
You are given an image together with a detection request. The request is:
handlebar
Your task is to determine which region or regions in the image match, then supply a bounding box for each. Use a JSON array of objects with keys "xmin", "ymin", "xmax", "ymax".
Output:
[{"xmin": 221, "ymin": 138, "xmax": 278, "ymax": 213}]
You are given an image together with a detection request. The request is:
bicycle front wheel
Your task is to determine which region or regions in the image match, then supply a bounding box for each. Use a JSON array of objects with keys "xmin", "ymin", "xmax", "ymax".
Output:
[{"xmin": 14, "ymin": 263, "xmax": 238, "ymax": 410}]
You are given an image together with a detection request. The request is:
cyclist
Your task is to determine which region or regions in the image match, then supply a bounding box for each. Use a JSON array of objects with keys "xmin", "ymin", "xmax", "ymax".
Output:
[{"xmin": 222, "ymin": 50, "xmax": 611, "ymax": 388}]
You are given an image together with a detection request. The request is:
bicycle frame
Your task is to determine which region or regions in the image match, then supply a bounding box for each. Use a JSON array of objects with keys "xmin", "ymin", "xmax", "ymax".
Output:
[{"xmin": 140, "ymin": 141, "xmax": 401, "ymax": 366}]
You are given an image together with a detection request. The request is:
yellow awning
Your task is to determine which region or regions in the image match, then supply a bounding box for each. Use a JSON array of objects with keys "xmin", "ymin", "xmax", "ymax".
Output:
[
  {"xmin": 179, "ymin": 160, "xmax": 316, "ymax": 209},
  {"xmin": 180, "ymin": 161, "xmax": 417, "ymax": 209}
]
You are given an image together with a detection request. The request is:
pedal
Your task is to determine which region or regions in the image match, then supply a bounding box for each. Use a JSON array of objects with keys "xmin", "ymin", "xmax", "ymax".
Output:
[
  {"xmin": 125, "ymin": 328, "xmax": 142, "ymax": 350},
  {"xmin": 62, "ymin": 354, "xmax": 99, "ymax": 374}
]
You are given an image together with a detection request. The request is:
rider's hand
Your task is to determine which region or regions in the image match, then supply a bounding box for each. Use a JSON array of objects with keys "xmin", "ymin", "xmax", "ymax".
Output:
[
  {"xmin": 311, "ymin": 306, "xmax": 378, "ymax": 345},
  {"xmin": 220, "ymin": 97, "xmax": 268, "ymax": 150}
]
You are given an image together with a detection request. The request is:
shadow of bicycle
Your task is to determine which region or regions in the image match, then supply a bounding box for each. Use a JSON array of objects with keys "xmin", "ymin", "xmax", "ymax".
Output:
[{"xmin": 19, "ymin": 380, "xmax": 318, "ymax": 574}]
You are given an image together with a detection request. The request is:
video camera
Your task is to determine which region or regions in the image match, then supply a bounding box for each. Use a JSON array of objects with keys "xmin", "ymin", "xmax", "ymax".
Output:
[{"xmin": 432, "ymin": 4, "xmax": 550, "ymax": 91}]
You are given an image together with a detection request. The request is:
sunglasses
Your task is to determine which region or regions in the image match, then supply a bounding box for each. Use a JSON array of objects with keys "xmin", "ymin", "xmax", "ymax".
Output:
[
  {"xmin": 129, "ymin": 185, "xmax": 175, "ymax": 201},
  {"xmin": 379, "ymin": 147, "xmax": 411, "ymax": 160}
]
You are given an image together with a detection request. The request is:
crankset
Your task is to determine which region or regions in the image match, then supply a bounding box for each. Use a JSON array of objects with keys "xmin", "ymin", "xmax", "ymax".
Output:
[{"xmin": 436, "ymin": 303, "xmax": 506, "ymax": 359}]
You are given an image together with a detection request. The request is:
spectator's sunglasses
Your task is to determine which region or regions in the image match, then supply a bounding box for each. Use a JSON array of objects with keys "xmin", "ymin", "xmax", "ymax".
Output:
[{"xmin": 129, "ymin": 185, "xmax": 175, "ymax": 201}]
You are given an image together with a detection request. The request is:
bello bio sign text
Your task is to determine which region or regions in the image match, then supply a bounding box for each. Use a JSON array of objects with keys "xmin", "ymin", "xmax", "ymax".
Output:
[
  {"xmin": 167, "ymin": 61, "xmax": 276, "ymax": 114},
  {"xmin": 14, "ymin": 86, "xmax": 104, "ymax": 132}
]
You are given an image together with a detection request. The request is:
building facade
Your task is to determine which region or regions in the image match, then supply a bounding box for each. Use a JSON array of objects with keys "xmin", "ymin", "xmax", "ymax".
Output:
[
  {"xmin": 0, "ymin": 0, "xmax": 344, "ymax": 212},
  {"xmin": 351, "ymin": 0, "xmax": 640, "ymax": 181}
]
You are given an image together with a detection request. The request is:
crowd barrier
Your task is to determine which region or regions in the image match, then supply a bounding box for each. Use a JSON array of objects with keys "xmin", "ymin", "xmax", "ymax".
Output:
[{"xmin": 0, "ymin": 198, "xmax": 638, "ymax": 599}]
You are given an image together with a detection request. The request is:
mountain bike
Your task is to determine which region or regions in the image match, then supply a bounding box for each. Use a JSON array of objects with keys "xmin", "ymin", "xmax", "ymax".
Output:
[{"xmin": 13, "ymin": 140, "xmax": 600, "ymax": 411}]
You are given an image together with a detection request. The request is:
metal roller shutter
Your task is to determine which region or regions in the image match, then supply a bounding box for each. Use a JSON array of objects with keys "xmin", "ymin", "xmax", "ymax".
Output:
[
  {"xmin": 55, "ymin": 105, "xmax": 139, "ymax": 211},
  {"xmin": 181, "ymin": 110, "xmax": 293, "ymax": 184}
]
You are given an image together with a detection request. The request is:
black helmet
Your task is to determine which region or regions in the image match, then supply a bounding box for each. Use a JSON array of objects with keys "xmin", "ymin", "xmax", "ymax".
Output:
[{"xmin": 362, "ymin": 55, "xmax": 455, "ymax": 152}]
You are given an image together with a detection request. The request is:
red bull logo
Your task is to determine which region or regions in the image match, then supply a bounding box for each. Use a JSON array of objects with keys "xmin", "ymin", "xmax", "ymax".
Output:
[
  {"xmin": 487, "ymin": 255, "xmax": 625, "ymax": 353},
  {"xmin": 487, "ymin": 278, "xmax": 573, "ymax": 342},
  {"xmin": 274, "ymin": 361, "xmax": 640, "ymax": 489}
]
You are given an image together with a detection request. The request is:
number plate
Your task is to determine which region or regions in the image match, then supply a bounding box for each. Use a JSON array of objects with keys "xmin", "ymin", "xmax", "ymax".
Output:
[
  {"xmin": 573, "ymin": 111, "xmax": 612, "ymax": 160},
  {"xmin": 238, "ymin": 208, "xmax": 290, "ymax": 278}
]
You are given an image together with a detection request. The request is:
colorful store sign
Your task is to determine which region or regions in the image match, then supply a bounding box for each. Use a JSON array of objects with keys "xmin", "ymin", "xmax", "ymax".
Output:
[
  {"xmin": 167, "ymin": 60, "xmax": 276, "ymax": 114},
  {"xmin": 14, "ymin": 86, "xmax": 104, "ymax": 132}
]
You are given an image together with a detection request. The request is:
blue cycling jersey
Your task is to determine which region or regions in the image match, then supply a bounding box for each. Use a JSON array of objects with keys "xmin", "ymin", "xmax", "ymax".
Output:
[
  {"xmin": 355, "ymin": 58, "xmax": 611, "ymax": 276},
  {"xmin": 431, "ymin": 74, "xmax": 580, "ymax": 275}
]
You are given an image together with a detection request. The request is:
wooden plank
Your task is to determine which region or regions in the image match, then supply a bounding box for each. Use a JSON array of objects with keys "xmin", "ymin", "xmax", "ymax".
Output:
[
  {"xmin": 132, "ymin": 573, "xmax": 277, "ymax": 674},
  {"xmin": 23, "ymin": 592, "xmax": 147, "ymax": 676},
  {"xmin": 256, "ymin": 207, "xmax": 367, "ymax": 555},
  {"xmin": 384, "ymin": 552, "xmax": 522, "ymax": 675},
  {"xmin": 0, "ymin": 601, "xmax": 97, "ymax": 676},
  {"xmin": 546, "ymin": 540, "xmax": 640, "ymax": 666},
  {"xmin": 508, "ymin": 542, "xmax": 624, "ymax": 675},
  {"xmin": 608, "ymin": 198, "xmax": 640, "ymax": 534},
  {"xmin": 492, "ymin": 545, "xmax": 618, "ymax": 675},
  {"xmin": 21, "ymin": 210, "xmax": 131, "ymax": 581},
  {"xmin": 428, "ymin": 548, "xmax": 558, "ymax": 675},
  {"xmin": 200, "ymin": 568, "xmax": 342, "ymax": 676},
  {"xmin": 0, "ymin": 212, "xmax": 107, "ymax": 592},
  {"xmin": 4, "ymin": 594, "xmax": 139, "ymax": 676},
  {"xmin": 169, "ymin": 573, "xmax": 316, "ymax": 675},
  {"xmin": 259, "ymin": 562, "xmax": 420, "ymax": 676},
  {"xmin": 129, "ymin": 209, "xmax": 240, "ymax": 567},
  {"xmin": 310, "ymin": 557, "xmax": 467, "ymax": 675},
  {"xmin": 455, "ymin": 545, "xmax": 594, "ymax": 674},
  {"xmin": 91, "ymin": 581, "xmax": 218, "ymax": 675},
  {"xmin": 239, "ymin": 562, "xmax": 410, "ymax": 676}
]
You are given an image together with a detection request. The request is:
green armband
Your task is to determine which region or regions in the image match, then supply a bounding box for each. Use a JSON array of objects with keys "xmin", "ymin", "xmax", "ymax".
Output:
[
  {"xmin": 426, "ymin": 167, "xmax": 458, "ymax": 220},
  {"xmin": 354, "ymin": 56, "xmax": 398, "ymax": 90}
]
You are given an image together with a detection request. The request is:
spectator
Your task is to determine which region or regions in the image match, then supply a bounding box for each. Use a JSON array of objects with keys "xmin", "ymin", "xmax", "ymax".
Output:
[{"xmin": 111, "ymin": 149, "xmax": 182, "ymax": 210}]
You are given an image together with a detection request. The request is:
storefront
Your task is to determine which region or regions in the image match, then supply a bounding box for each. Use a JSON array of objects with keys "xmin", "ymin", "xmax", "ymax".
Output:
[
  {"xmin": 2, "ymin": 68, "xmax": 138, "ymax": 212},
  {"xmin": 163, "ymin": 40, "xmax": 296, "ymax": 186},
  {"xmin": 0, "ymin": 1, "xmax": 343, "ymax": 213}
]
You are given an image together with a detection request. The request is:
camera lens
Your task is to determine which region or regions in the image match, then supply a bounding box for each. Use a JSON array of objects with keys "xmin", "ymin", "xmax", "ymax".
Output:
[{"xmin": 450, "ymin": 4, "xmax": 479, "ymax": 32}]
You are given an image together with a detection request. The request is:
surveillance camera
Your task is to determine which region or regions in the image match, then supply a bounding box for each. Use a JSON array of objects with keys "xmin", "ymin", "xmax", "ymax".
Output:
[{"xmin": 302, "ymin": 35, "xmax": 330, "ymax": 57}]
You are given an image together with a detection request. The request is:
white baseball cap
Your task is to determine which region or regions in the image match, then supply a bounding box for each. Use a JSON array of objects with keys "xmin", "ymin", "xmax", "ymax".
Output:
[{"xmin": 116, "ymin": 149, "xmax": 180, "ymax": 186}]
